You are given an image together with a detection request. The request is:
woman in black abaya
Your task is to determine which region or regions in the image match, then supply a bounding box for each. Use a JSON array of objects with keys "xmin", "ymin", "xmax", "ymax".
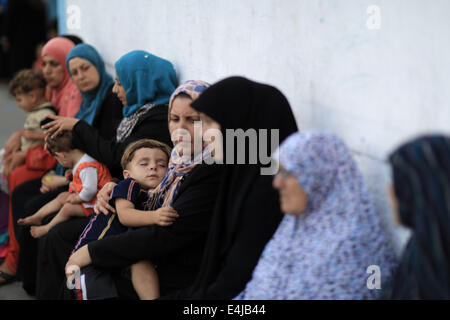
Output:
[{"xmin": 167, "ymin": 76, "xmax": 298, "ymax": 299}]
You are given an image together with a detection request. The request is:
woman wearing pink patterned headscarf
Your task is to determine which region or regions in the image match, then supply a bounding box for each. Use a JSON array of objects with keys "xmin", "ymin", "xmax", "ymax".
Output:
[{"xmin": 41, "ymin": 36, "xmax": 83, "ymax": 117}]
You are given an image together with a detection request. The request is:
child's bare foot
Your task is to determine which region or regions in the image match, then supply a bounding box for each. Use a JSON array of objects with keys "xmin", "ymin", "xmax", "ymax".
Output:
[
  {"xmin": 30, "ymin": 225, "xmax": 49, "ymax": 238},
  {"xmin": 18, "ymin": 214, "xmax": 43, "ymax": 226}
]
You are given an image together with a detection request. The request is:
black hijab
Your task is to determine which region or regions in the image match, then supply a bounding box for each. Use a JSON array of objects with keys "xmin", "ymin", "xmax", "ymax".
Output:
[
  {"xmin": 61, "ymin": 34, "xmax": 84, "ymax": 45},
  {"xmin": 387, "ymin": 134, "xmax": 450, "ymax": 299},
  {"xmin": 187, "ymin": 76, "xmax": 298, "ymax": 298}
]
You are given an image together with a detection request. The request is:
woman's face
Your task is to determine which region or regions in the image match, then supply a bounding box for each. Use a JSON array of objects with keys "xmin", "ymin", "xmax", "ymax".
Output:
[
  {"xmin": 273, "ymin": 164, "xmax": 308, "ymax": 215},
  {"xmin": 388, "ymin": 184, "xmax": 401, "ymax": 225},
  {"xmin": 68, "ymin": 57, "xmax": 100, "ymax": 92},
  {"xmin": 169, "ymin": 96, "xmax": 201, "ymax": 153},
  {"xmin": 112, "ymin": 73, "xmax": 127, "ymax": 106},
  {"xmin": 42, "ymin": 55, "xmax": 65, "ymax": 88}
]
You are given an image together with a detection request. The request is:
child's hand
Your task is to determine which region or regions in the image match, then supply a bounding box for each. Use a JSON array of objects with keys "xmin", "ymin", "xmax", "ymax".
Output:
[
  {"xmin": 64, "ymin": 169, "xmax": 73, "ymax": 182},
  {"xmin": 40, "ymin": 174, "xmax": 68, "ymax": 193},
  {"xmin": 94, "ymin": 182, "xmax": 117, "ymax": 215},
  {"xmin": 22, "ymin": 129, "xmax": 34, "ymax": 140},
  {"xmin": 65, "ymin": 193, "xmax": 75, "ymax": 203},
  {"xmin": 154, "ymin": 207, "xmax": 179, "ymax": 226},
  {"xmin": 66, "ymin": 193, "xmax": 82, "ymax": 204}
]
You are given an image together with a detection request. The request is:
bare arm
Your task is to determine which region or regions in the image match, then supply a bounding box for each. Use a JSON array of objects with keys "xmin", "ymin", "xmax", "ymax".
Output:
[
  {"xmin": 115, "ymin": 198, "xmax": 178, "ymax": 227},
  {"xmin": 23, "ymin": 129, "xmax": 46, "ymax": 141}
]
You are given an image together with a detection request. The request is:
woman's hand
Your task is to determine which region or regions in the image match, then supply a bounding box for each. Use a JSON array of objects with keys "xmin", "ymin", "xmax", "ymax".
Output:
[
  {"xmin": 41, "ymin": 115, "xmax": 80, "ymax": 138},
  {"xmin": 40, "ymin": 174, "xmax": 69, "ymax": 193},
  {"xmin": 65, "ymin": 245, "xmax": 92, "ymax": 280},
  {"xmin": 4, "ymin": 129, "xmax": 23, "ymax": 156},
  {"xmin": 4, "ymin": 150, "xmax": 26, "ymax": 177},
  {"xmin": 94, "ymin": 182, "xmax": 117, "ymax": 215},
  {"xmin": 10, "ymin": 150, "xmax": 26, "ymax": 168}
]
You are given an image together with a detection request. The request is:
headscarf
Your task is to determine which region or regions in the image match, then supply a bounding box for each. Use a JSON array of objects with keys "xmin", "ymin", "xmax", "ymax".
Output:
[
  {"xmin": 41, "ymin": 37, "xmax": 82, "ymax": 117},
  {"xmin": 386, "ymin": 134, "xmax": 450, "ymax": 299},
  {"xmin": 146, "ymin": 80, "xmax": 211, "ymax": 209},
  {"xmin": 66, "ymin": 44, "xmax": 114, "ymax": 125},
  {"xmin": 62, "ymin": 34, "xmax": 83, "ymax": 45},
  {"xmin": 115, "ymin": 50, "xmax": 177, "ymax": 118},
  {"xmin": 235, "ymin": 131, "xmax": 398, "ymax": 300},
  {"xmin": 186, "ymin": 76, "xmax": 298, "ymax": 298}
]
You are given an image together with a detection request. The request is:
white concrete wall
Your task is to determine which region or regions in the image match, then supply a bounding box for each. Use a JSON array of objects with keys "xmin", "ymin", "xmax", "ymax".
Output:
[{"xmin": 63, "ymin": 0, "xmax": 450, "ymax": 254}]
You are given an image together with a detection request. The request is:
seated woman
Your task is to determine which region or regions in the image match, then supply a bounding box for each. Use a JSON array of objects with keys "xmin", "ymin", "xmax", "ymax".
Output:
[
  {"xmin": 0, "ymin": 37, "xmax": 83, "ymax": 287},
  {"xmin": 33, "ymin": 50, "xmax": 176, "ymax": 299},
  {"xmin": 235, "ymin": 131, "xmax": 398, "ymax": 300},
  {"xmin": 9, "ymin": 43, "xmax": 123, "ymax": 294},
  {"xmin": 65, "ymin": 80, "xmax": 224, "ymax": 300},
  {"xmin": 383, "ymin": 134, "xmax": 450, "ymax": 299},
  {"xmin": 88, "ymin": 77, "xmax": 299, "ymax": 300}
]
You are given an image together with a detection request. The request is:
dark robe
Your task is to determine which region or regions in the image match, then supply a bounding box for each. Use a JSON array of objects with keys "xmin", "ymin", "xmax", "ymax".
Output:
[
  {"xmin": 85, "ymin": 163, "xmax": 223, "ymax": 298},
  {"xmin": 33, "ymin": 103, "xmax": 172, "ymax": 299},
  {"xmin": 163, "ymin": 76, "xmax": 298, "ymax": 299},
  {"xmin": 12, "ymin": 88, "xmax": 123, "ymax": 295}
]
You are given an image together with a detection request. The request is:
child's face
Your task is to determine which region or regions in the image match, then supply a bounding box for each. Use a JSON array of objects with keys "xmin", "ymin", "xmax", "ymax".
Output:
[
  {"xmin": 54, "ymin": 151, "xmax": 73, "ymax": 168},
  {"xmin": 124, "ymin": 148, "xmax": 168, "ymax": 190},
  {"xmin": 15, "ymin": 92, "xmax": 37, "ymax": 112}
]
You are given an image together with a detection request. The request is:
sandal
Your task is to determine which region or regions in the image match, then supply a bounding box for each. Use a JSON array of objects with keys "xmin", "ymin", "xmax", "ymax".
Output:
[{"xmin": 0, "ymin": 270, "xmax": 17, "ymax": 286}]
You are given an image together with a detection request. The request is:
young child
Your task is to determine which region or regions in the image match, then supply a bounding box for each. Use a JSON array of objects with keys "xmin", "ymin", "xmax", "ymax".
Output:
[
  {"xmin": 1, "ymin": 69, "xmax": 56, "ymax": 182},
  {"xmin": 68, "ymin": 139, "xmax": 177, "ymax": 300},
  {"xmin": 17, "ymin": 130, "xmax": 112, "ymax": 238}
]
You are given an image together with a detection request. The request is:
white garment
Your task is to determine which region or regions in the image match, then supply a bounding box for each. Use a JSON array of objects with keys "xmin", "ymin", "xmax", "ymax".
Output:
[{"xmin": 72, "ymin": 154, "xmax": 98, "ymax": 202}]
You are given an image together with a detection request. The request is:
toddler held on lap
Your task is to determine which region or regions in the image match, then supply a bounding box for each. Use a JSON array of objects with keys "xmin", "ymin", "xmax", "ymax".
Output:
[
  {"xmin": 73, "ymin": 138, "xmax": 176, "ymax": 252},
  {"xmin": 67, "ymin": 139, "xmax": 177, "ymax": 300},
  {"xmin": 18, "ymin": 130, "xmax": 112, "ymax": 238},
  {"xmin": 1, "ymin": 69, "xmax": 56, "ymax": 179}
]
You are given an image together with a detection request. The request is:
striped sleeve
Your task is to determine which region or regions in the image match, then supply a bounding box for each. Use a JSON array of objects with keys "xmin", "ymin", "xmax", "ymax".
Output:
[{"xmin": 109, "ymin": 178, "xmax": 141, "ymax": 206}]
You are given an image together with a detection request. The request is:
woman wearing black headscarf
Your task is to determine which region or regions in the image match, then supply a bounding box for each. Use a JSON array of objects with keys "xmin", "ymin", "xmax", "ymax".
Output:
[
  {"xmin": 384, "ymin": 134, "xmax": 450, "ymax": 299},
  {"xmin": 165, "ymin": 76, "xmax": 298, "ymax": 299}
]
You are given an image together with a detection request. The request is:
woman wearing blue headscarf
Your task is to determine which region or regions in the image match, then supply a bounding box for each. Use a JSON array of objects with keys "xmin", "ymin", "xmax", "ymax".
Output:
[
  {"xmin": 383, "ymin": 134, "xmax": 450, "ymax": 299},
  {"xmin": 9, "ymin": 43, "xmax": 124, "ymax": 295},
  {"xmin": 33, "ymin": 49, "xmax": 176, "ymax": 299}
]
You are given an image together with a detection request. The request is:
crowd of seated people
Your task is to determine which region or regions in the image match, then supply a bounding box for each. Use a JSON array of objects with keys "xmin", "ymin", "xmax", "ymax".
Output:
[{"xmin": 0, "ymin": 35, "xmax": 448, "ymax": 301}]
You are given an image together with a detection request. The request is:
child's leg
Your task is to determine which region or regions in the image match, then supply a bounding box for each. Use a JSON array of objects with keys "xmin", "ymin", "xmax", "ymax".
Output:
[
  {"xmin": 30, "ymin": 202, "xmax": 85, "ymax": 238},
  {"xmin": 131, "ymin": 260, "xmax": 160, "ymax": 300},
  {"xmin": 18, "ymin": 192, "xmax": 70, "ymax": 226}
]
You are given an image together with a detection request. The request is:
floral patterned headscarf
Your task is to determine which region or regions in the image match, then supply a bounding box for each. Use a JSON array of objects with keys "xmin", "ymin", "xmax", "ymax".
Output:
[
  {"xmin": 235, "ymin": 131, "xmax": 398, "ymax": 300},
  {"xmin": 146, "ymin": 80, "xmax": 211, "ymax": 209}
]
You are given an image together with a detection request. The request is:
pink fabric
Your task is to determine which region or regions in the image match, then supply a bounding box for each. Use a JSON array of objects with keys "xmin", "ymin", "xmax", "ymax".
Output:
[
  {"xmin": 0, "ymin": 246, "xmax": 7, "ymax": 259},
  {"xmin": 41, "ymin": 37, "xmax": 82, "ymax": 117}
]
